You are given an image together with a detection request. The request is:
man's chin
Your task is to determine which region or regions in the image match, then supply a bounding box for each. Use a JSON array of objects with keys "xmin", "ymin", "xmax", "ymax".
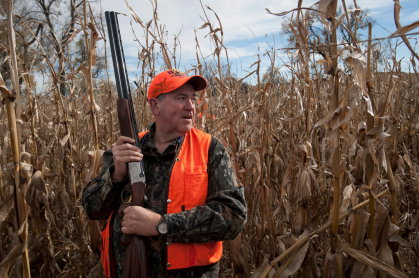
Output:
[{"xmin": 178, "ymin": 124, "xmax": 192, "ymax": 135}]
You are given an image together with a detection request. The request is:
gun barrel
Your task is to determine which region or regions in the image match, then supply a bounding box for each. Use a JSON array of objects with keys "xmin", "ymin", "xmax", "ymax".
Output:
[
  {"xmin": 105, "ymin": 11, "xmax": 141, "ymax": 149},
  {"xmin": 105, "ymin": 11, "xmax": 130, "ymax": 100}
]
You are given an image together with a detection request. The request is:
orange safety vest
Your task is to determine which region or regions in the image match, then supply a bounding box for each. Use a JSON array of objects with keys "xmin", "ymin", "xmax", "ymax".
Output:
[
  {"xmin": 101, "ymin": 212, "xmax": 113, "ymax": 277},
  {"xmin": 101, "ymin": 128, "xmax": 223, "ymax": 276}
]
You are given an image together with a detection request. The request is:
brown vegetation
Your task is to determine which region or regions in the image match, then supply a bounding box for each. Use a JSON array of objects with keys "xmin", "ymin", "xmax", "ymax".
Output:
[{"xmin": 1, "ymin": 0, "xmax": 419, "ymax": 277}]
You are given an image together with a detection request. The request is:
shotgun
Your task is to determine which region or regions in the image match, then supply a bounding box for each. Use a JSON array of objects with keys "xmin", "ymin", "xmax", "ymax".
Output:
[{"xmin": 105, "ymin": 11, "xmax": 149, "ymax": 278}]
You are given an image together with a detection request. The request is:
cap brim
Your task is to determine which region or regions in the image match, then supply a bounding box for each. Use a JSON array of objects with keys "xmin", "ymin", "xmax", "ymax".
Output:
[{"xmin": 186, "ymin": 75, "xmax": 207, "ymax": 91}]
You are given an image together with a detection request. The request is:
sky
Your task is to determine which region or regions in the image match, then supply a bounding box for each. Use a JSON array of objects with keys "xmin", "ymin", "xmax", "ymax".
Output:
[{"xmin": 94, "ymin": 0, "xmax": 418, "ymax": 84}]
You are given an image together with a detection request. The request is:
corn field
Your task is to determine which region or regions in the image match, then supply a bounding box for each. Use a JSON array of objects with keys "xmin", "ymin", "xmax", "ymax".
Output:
[{"xmin": 1, "ymin": 0, "xmax": 419, "ymax": 277}]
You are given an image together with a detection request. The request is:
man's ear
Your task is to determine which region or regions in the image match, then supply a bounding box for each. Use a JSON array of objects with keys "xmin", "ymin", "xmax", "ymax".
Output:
[{"xmin": 148, "ymin": 98, "xmax": 160, "ymax": 115}]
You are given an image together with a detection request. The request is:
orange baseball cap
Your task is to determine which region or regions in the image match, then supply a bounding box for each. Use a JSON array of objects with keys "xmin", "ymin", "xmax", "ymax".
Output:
[{"xmin": 148, "ymin": 69, "xmax": 207, "ymax": 101}]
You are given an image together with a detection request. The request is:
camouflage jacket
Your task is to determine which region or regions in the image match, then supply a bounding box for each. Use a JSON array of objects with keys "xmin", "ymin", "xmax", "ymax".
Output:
[{"xmin": 82, "ymin": 124, "xmax": 247, "ymax": 278}]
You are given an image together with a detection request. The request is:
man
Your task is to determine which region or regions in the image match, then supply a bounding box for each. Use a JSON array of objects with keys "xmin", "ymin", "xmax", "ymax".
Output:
[{"xmin": 83, "ymin": 69, "xmax": 247, "ymax": 278}]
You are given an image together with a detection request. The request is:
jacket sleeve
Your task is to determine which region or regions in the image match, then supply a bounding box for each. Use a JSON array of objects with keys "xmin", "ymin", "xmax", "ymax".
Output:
[
  {"xmin": 165, "ymin": 137, "xmax": 247, "ymax": 244},
  {"xmin": 82, "ymin": 150, "xmax": 129, "ymax": 220}
]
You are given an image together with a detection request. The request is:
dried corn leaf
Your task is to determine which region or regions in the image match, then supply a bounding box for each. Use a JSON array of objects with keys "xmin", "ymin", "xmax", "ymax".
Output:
[
  {"xmin": 377, "ymin": 244, "xmax": 394, "ymax": 278},
  {"xmin": 333, "ymin": 96, "xmax": 358, "ymax": 131},
  {"xmin": 367, "ymin": 125, "xmax": 385, "ymax": 136},
  {"xmin": 63, "ymin": 27, "xmax": 83, "ymax": 46},
  {"xmin": 349, "ymin": 246, "xmax": 370, "ymax": 278},
  {"xmin": 325, "ymin": 106, "xmax": 341, "ymax": 131},
  {"xmin": 87, "ymin": 259, "xmax": 104, "ymax": 278},
  {"xmin": 325, "ymin": 252, "xmax": 338, "ymax": 278},
  {"xmin": 294, "ymin": 206, "xmax": 308, "ymax": 234},
  {"xmin": 123, "ymin": 0, "xmax": 144, "ymax": 27},
  {"xmin": 319, "ymin": 0, "xmax": 338, "ymax": 20},
  {"xmin": 87, "ymin": 22, "xmax": 99, "ymax": 67},
  {"xmin": 83, "ymin": 92, "xmax": 101, "ymax": 114},
  {"xmin": 298, "ymin": 169, "xmax": 311, "ymax": 203},
  {"xmin": 0, "ymin": 263, "xmax": 11, "ymax": 278},
  {"xmin": 338, "ymin": 238, "xmax": 407, "ymax": 278},
  {"xmin": 388, "ymin": 234, "xmax": 409, "ymax": 248},
  {"xmin": 254, "ymin": 149, "xmax": 261, "ymax": 174},
  {"xmin": 345, "ymin": 53, "xmax": 374, "ymax": 116},
  {"xmin": 56, "ymin": 268, "xmax": 78, "ymax": 278},
  {"xmin": 373, "ymin": 206, "xmax": 390, "ymax": 250},
  {"xmin": 351, "ymin": 210, "xmax": 370, "ymax": 250},
  {"xmin": 261, "ymin": 184, "xmax": 269, "ymax": 223},
  {"xmin": 0, "ymin": 241, "xmax": 27, "ymax": 269},
  {"xmin": 360, "ymin": 266, "xmax": 374, "ymax": 278},
  {"xmin": 276, "ymin": 233, "xmax": 310, "ymax": 278},
  {"xmin": 20, "ymin": 151, "xmax": 31, "ymax": 163},
  {"xmin": 65, "ymin": 61, "xmax": 87, "ymax": 81},
  {"xmin": 85, "ymin": 150, "xmax": 104, "ymax": 184},
  {"xmin": 339, "ymin": 185, "xmax": 353, "ymax": 217},
  {"xmin": 388, "ymin": 20, "xmax": 419, "ymax": 38},
  {"xmin": 0, "ymin": 195, "xmax": 13, "ymax": 225},
  {"xmin": 0, "ymin": 84, "xmax": 14, "ymax": 98},
  {"xmin": 392, "ymin": 252, "xmax": 405, "ymax": 273},
  {"xmin": 250, "ymin": 254, "xmax": 271, "ymax": 278},
  {"xmin": 281, "ymin": 116, "xmax": 301, "ymax": 123},
  {"xmin": 60, "ymin": 133, "xmax": 71, "ymax": 147},
  {"xmin": 31, "ymin": 171, "xmax": 47, "ymax": 194},
  {"xmin": 402, "ymin": 153, "xmax": 419, "ymax": 191},
  {"xmin": 229, "ymin": 233, "xmax": 243, "ymax": 270}
]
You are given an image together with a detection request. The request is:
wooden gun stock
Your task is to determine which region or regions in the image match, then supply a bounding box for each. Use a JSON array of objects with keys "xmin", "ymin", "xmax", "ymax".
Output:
[
  {"xmin": 120, "ymin": 179, "xmax": 148, "ymax": 278},
  {"xmin": 120, "ymin": 233, "xmax": 149, "ymax": 278}
]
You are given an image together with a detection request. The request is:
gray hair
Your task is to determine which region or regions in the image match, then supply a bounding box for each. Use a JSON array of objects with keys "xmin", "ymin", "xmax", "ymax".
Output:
[{"xmin": 156, "ymin": 93, "xmax": 166, "ymax": 101}]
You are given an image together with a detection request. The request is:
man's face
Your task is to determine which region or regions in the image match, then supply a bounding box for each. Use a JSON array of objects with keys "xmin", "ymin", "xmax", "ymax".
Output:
[{"xmin": 156, "ymin": 83, "xmax": 197, "ymax": 137}]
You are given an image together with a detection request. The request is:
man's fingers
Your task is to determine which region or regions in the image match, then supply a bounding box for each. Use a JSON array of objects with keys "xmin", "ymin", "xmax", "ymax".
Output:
[
  {"xmin": 115, "ymin": 150, "xmax": 142, "ymax": 158},
  {"xmin": 115, "ymin": 156, "xmax": 142, "ymax": 164},
  {"xmin": 121, "ymin": 226, "xmax": 134, "ymax": 235},
  {"xmin": 123, "ymin": 206, "xmax": 146, "ymax": 216},
  {"xmin": 116, "ymin": 136, "xmax": 135, "ymax": 145},
  {"xmin": 123, "ymin": 206, "xmax": 132, "ymax": 215},
  {"xmin": 113, "ymin": 143, "xmax": 141, "ymax": 153},
  {"xmin": 122, "ymin": 219, "xmax": 131, "ymax": 227},
  {"xmin": 125, "ymin": 150, "xmax": 143, "ymax": 157}
]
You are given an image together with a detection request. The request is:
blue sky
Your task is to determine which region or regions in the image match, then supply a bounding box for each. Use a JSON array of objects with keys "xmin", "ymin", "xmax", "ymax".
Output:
[{"xmin": 97, "ymin": 0, "xmax": 418, "ymax": 84}]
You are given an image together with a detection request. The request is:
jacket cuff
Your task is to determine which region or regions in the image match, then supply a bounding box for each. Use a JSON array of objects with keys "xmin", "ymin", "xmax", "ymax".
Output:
[
  {"xmin": 165, "ymin": 212, "xmax": 186, "ymax": 240},
  {"xmin": 108, "ymin": 165, "xmax": 129, "ymax": 188}
]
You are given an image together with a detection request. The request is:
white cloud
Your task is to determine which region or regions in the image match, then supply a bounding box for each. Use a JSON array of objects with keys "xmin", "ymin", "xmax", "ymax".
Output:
[
  {"xmin": 355, "ymin": 0, "xmax": 395, "ymax": 11},
  {"xmin": 100, "ymin": 0, "xmax": 311, "ymax": 74},
  {"xmin": 399, "ymin": 9, "xmax": 419, "ymax": 25},
  {"xmin": 31, "ymin": 0, "xmax": 417, "ymax": 90},
  {"xmin": 99, "ymin": 0, "xmax": 417, "ymax": 78}
]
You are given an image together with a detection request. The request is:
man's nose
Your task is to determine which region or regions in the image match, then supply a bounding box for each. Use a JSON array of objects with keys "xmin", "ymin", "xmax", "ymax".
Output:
[{"xmin": 185, "ymin": 98, "xmax": 194, "ymax": 110}]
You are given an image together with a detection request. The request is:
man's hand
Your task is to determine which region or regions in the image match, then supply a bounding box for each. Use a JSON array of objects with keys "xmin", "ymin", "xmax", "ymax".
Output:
[
  {"xmin": 121, "ymin": 206, "xmax": 161, "ymax": 236},
  {"xmin": 111, "ymin": 136, "xmax": 143, "ymax": 181}
]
